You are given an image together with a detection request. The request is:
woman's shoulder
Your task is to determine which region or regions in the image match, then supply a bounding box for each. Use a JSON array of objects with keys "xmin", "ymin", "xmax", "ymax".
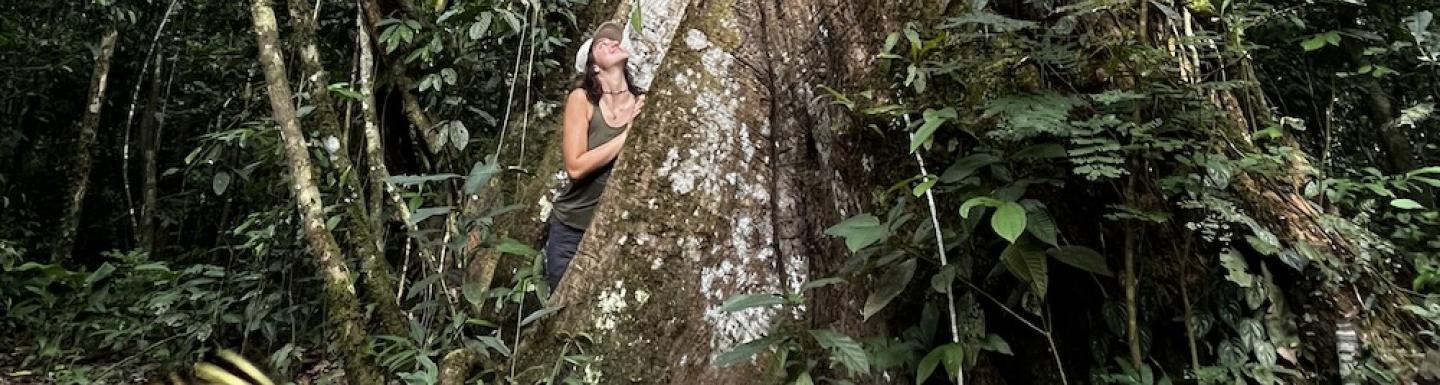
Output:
[{"xmin": 566, "ymin": 89, "xmax": 594, "ymax": 110}]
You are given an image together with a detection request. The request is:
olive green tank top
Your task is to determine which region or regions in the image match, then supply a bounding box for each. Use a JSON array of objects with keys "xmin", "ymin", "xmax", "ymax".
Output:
[{"xmin": 551, "ymin": 96, "xmax": 627, "ymax": 230}]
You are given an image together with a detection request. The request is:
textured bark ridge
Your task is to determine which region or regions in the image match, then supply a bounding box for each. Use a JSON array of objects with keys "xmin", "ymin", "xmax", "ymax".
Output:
[{"xmin": 513, "ymin": 0, "xmax": 898, "ymax": 383}]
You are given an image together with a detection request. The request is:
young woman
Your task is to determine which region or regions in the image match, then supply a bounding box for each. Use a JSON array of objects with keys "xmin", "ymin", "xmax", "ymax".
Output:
[{"xmin": 544, "ymin": 21, "xmax": 645, "ymax": 290}]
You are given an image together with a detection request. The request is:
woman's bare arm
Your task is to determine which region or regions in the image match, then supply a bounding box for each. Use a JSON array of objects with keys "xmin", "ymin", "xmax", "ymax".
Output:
[{"xmin": 562, "ymin": 89, "xmax": 628, "ymax": 181}]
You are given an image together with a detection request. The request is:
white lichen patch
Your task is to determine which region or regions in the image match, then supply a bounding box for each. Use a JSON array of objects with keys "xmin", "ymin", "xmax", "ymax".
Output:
[
  {"xmin": 651, "ymin": 257, "xmax": 664, "ymax": 270},
  {"xmin": 635, "ymin": 289, "xmax": 651, "ymax": 305},
  {"xmin": 594, "ymin": 281, "xmax": 629, "ymax": 331},
  {"xmin": 685, "ymin": 29, "xmax": 710, "ymax": 50}
]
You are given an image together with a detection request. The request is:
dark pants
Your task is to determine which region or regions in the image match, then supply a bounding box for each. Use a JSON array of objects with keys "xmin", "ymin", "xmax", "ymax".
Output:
[{"xmin": 543, "ymin": 213, "xmax": 585, "ymax": 290}]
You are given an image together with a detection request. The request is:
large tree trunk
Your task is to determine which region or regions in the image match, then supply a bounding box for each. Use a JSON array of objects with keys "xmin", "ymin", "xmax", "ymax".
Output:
[
  {"xmin": 247, "ymin": 1, "xmax": 383, "ymax": 384},
  {"xmin": 51, "ymin": 28, "xmax": 119, "ymax": 263},
  {"xmin": 505, "ymin": 0, "xmax": 899, "ymax": 383},
  {"xmin": 287, "ymin": 0, "xmax": 408, "ymax": 337}
]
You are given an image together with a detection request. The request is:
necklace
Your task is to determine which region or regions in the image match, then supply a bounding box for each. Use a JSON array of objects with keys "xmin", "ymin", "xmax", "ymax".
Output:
[{"xmin": 600, "ymin": 88, "xmax": 627, "ymax": 95}]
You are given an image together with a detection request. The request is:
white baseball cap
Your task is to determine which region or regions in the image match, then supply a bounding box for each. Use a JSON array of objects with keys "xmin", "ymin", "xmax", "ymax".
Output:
[{"xmin": 573, "ymin": 21, "xmax": 633, "ymax": 74}]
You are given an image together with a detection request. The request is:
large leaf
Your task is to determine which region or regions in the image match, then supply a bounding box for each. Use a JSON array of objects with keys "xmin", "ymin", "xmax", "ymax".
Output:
[
  {"xmin": 809, "ymin": 329, "xmax": 870, "ymax": 375},
  {"xmin": 721, "ymin": 293, "xmax": 786, "ymax": 312},
  {"xmin": 910, "ymin": 107, "xmax": 956, "ymax": 153},
  {"xmin": 941, "ymin": 153, "xmax": 1000, "ymax": 183},
  {"xmin": 863, "ymin": 258, "xmax": 916, "ymax": 320},
  {"xmin": 916, "ymin": 343, "xmax": 965, "ymax": 385},
  {"xmin": 959, "ymin": 196, "xmax": 1003, "ymax": 218},
  {"xmin": 495, "ymin": 237, "xmax": 537, "ymax": 257},
  {"xmin": 1024, "ymin": 205, "xmax": 1058, "ymax": 246},
  {"xmin": 407, "ymin": 206, "xmax": 453, "ymax": 227},
  {"xmin": 715, "ymin": 335, "xmax": 781, "ymax": 368},
  {"xmin": 824, "ymin": 214, "xmax": 886, "ymax": 252},
  {"xmin": 464, "ymin": 155, "xmax": 500, "ymax": 194},
  {"xmin": 1047, "ymin": 245, "xmax": 1114, "ymax": 276},
  {"xmin": 1000, "ymin": 238, "xmax": 1048, "ymax": 297},
  {"xmin": 991, "ymin": 202, "xmax": 1027, "ymax": 243},
  {"xmin": 1391, "ymin": 198, "xmax": 1425, "ymax": 210}
]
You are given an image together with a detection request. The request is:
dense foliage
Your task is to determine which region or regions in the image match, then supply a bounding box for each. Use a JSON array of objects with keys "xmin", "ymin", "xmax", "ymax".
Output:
[{"xmin": 3, "ymin": 0, "xmax": 1440, "ymax": 384}]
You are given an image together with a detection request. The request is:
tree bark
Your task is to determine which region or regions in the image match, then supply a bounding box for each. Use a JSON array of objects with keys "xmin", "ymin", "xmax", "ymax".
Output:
[
  {"xmin": 287, "ymin": 0, "xmax": 408, "ymax": 337},
  {"xmin": 51, "ymin": 28, "xmax": 118, "ymax": 263},
  {"xmin": 247, "ymin": 1, "xmax": 383, "ymax": 384},
  {"xmin": 507, "ymin": 0, "xmax": 896, "ymax": 383},
  {"xmin": 137, "ymin": 50, "xmax": 165, "ymax": 253}
]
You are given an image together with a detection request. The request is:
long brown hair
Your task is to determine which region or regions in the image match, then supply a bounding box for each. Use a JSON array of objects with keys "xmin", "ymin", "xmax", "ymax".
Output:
[{"xmin": 578, "ymin": 44, "xmax": 645, "ymax": 103}]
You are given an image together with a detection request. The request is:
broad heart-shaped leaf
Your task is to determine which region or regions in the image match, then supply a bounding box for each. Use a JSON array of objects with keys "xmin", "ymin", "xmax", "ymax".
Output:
[
  {"xmin": 991, "ymin": 202, "xmax": 1027, "ymax": 243},
  {"xmin": 1047, "ymin": 245, "xmax": 1114, "ymax": 277},
  {"xmin": 910, "ymin": 107, "xmax": 957, "ymax": 153},
  {"xmin": 916, "ymin": 343, "xmax": 965, "ymax": 385},
  {"xmin": 824, "ymin": 214, "xmax": 885, "ymax": 252},
  {"xmin": 1219, "ymin": 249, "xmax": 1255, "ymax": 288},
  {"xmin": 212, "ymin": 171, "xmax": 231, "ymax": 196},
  {"xmin": 721, "ymin": 293, "xmax": 785, "ymax": 312},
  {"xmin": 464, "ymin": 155, "xmax": 500, "ymax": 195},
  {"xmin": 1391, "ymin": 198, "xmax": 1425, "ymax": 210},
  {"xmin": 1000, "ymin": 237, "xmax": 1048, "ymax": 298},
  {"xmin": 716, "ymin": 335, "xmax": 782, "ymax": 368},
  {"xmin": 809, "ymin": 329, "xmax": 870, "ymax": 376},
  {"xmin": 863, "ymin": 258, "xmax": 916, "ymax": 320},
  {"xmin": 941, "ymin": 153, "xmax": 1000, "ymax": 183}
]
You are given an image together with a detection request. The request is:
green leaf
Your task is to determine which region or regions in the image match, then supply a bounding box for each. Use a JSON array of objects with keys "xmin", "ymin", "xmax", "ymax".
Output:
[
  {"xmin": 959, "ymin": 197, "xmax": 1003, "ymax": 219},
  {"xmin": 629, "ymin": 5, "xmax": 643, "ymax": 33},
  {"xmin": 715, "ymin": 335, "xmax": 781, "ymax": 368},
  {"xmin": 910, "ymin": 108, "xmax": 957, "ymax": 153},
  {"xmin": 387, "ymin": 173, "xmax": 460, "ymax": 186},
  {"xmin": 801, "ymin": 277, "xmax": 845, "ymax": 291},
  {"xmin": 916, "ymin": 343, "xmax": 965, "ymax": 384},
  {"xmin": 1219, "ymin": 249, "xmax": 1254, "ymax": 288},
  {"xmin": 85, "ymin": 262, "xmax": 116, "ymax": 286},
  {"xmin": 792, "ymin": 371, "xmax": 813, "ymax": 385},
  {"xmin": 941, "ymin": 153, "xmax": 1000, "ymax": 183},
  {"xmin": 1407, "ymin": 165, "xmax": 1440, "ymax": 176},
  {"xmin": 212, "ymin": 171, "xmax": 231, "ymax": 196},
  {"xmin": 1001, "ymin": 238, "xmax": 1048, "ymax": 297},
  {"xmin": 1391, "ymin": 198, "xmax": 1425, "ymax": 210},
  {"xmin": 991, "ymin": 202, "xmax": 1027, "ymax": 242},
  {"xmin": 981, "ymin": 334, "xmax": 1013, "ymax": 355},
  {"xmin": 1025, "ymin": 206, "xmax": 1058, "ymax": 246},
  {"xmin": 809, "ymin": 329, "xmax": 870, "ymax": 375},
  {"xmin": 464, "ymin": 155, "xmax": 500, "ymax": 194},
  {"xmin": 495, "ymin": 237, "xmax": 537, "ymax": 257},
  {"xmin": 468, "ymin": 12, "xmax": 493, "ymax": 39},
  {"xmin": 462, "ymin": 282, "xmax": 485, "ymax": 306},
  {"xmin": 930, "ymin": 265, "xmax": 955, "ymax": 294},
  {"xmin": 1300, "ymin": 35, "xmax": 1327, "ymax": 51},
  {"xmin": 824, "ymin": 214, "xmax": 885, "ymax": 252},
  {"xmin": 721, "ymin": 293, "xmax": 785, "ymax": 312},
  {"xmin": 1046, "ymin": 246, "xmax": 1114, "ymax": 276},
  {"xmin": 912, "ymin": 176, "xmax": 939, "ymax": 197},
  {"xmin": 518, "ymin": 306, "xmax": 562, "ymax": 327},
  {"xmin": 407, "ymin": 206, "xmax": 453, "ymax": 227},
  {"xmin": 863, "ymin": 258, "xmax": 916, "ymax": 320}
]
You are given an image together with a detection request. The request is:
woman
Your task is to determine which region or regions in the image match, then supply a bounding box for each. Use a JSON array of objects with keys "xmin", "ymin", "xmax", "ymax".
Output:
[{"xmin": 544, "ymin": 21, "xmax": 645, "ymax": 290}]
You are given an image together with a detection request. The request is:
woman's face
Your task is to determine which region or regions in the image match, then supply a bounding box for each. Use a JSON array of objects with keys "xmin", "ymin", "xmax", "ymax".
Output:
[{"xmin": 590, "ymin": 36, "xmax": 629, "ymax": 72}]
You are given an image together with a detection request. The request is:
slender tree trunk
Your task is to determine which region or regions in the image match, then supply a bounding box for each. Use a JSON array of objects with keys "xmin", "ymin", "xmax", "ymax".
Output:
[
  {"xmin": 507, "ymin": 0, "xmax": 896, "ymax": 383},
  {"xmin": 137, "ymin": 51, "xmax": 164, "ymax": 252},
  {"xmin": 51, "ymin": 28, "xmax": 118, "ymax": 263},
  {"xmin": 288, "ymin": 0, "xmax": 408, "ymax": 337},
  {"xmin": 246, "ymin": 1, "xmax": 383, "ymax": 384}
]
